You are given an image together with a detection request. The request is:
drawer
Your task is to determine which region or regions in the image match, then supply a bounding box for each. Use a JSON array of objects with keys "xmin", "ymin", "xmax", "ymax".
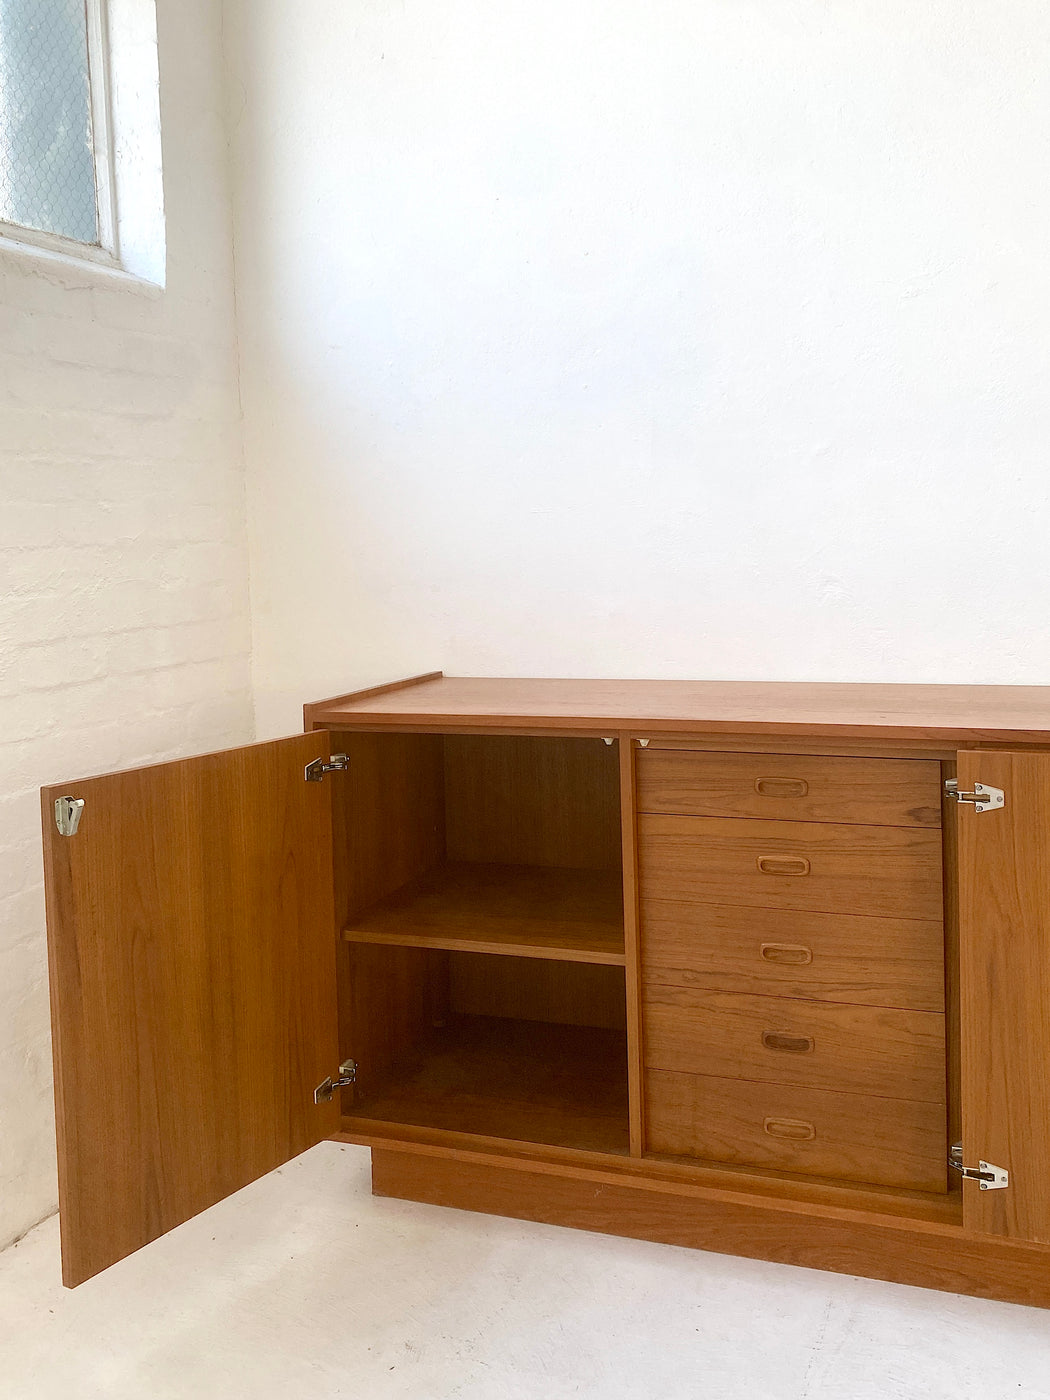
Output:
[
  {"xmin": 638, "ymin": 814, "xmax": 943, "ymax": 921},
  {"xmin": 643, "ymin": 983, "xmax": 946, "ymax": 1103},
  {"xmin": 641, "ymin": 905, "xmax": 944, "ymax": 1011},
  {"xmin": 637, "ymin": 750, "xmax": 942, "ymax": 827},
  {"xmin": 645, "ymin": 1069, "xmax": 947, "ymax": 1192}
]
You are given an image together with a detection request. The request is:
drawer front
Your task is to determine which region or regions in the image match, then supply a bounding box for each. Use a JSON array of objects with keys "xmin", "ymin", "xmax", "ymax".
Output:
[
  {"xmin": 643, "ymin": 983, "xmax": 946, "ymax": 1103},
  {"xmin": 645, "ymin": 1069, "xmax": 947, "ymax": 1192},
  {"xmin": 641, "ymin": 904, "xmax": 944, "ymax": 1011},
  {"xmin": 637, "ymin": 751, "xmax": 943, "ymax": 828},
  {"xmin": 638, "ymin": 814, "xmax": 943, "ymax": 921}
]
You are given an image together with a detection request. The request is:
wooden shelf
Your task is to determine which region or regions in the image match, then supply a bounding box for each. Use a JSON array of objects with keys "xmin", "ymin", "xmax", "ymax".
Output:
[
  {"xmin": 343, "ymin": 862, "xmax": 625, "ymax": 965},
  {"xmin": 346, "ymin": 1014, "xmax": 629, "ymax": 1155}
]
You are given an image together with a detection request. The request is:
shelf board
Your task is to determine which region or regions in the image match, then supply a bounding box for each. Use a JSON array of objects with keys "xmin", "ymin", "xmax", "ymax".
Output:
[
  {"xmin": 343, "ymin": 862, "xmax": 625, "ymax": 965},
  {"xmin": 347, "ymin": 1014, "xmax": 630, "ymax": 1155}
]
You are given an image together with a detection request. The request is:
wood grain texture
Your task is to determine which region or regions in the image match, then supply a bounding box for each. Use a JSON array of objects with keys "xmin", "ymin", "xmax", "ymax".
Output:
[
  {"xmin": 41, "ymin": 735, "xmax": 341, "ymax": 1287},
  {"xmin": 641, "ymin": 737, "xmax": 954, "ymax": 759},
  {"xmin": 370, "ymin": 1147, "xmax": 1050, "ymax": 1308},
  {"xmin": 959, "ymin": 750, "xmax": 1050, "ymax": 1243},
  {"xmin": 347, "ymin": 1015, "xmax": 629, "ymax": 1154},
  {"xmin": 941, "ymin": 762, "xmax": 963, "ymax": 1165},
  {"xmin": 344, "ymin": 862, "xmax": 625, "ymax": 964},
  {"xmin": 645, "ymin": 1069, "xmax": 947, "ymax": 1192},
  {"xmin": 620, "ymin": 736, "xmax": 645, "ymax": 1156},
  {"xmin": 640, "ymin": 904, "xmax": 945, "ymax": 1010},
  {"xmin": 448, "ymin": 953, "xmax": 626, "ymax": 1030},
  {"xmin": 329, "ymin": 732, "xmax": 446, "ymax": 1111},
  {"xmin": 303, "ymin": 671, "xmax": 444, "ymax": 730},
  {"xmin": 637, "ymin": 751, "xmax": 942, "ymax": 827},
  {"xmin": 339, "ymin": 1120, "xmax": 962, "ymax": 1222},
  {"xmin": 342, "ymin": 944, "xmax": 444, "ymax": 1101},
  {"xmin": 638, "ymin": 814, "xmax": 944, "ymax": 921},
  {"xmin": 309, "ymin": 675, "xmax": 1050, "ymax": 745},
  {"xmin": 330, "ymin": 732, "xmax": 446, "ymax": 926},
  {"xmin": 443, "ymin": 735, "xmax": 621, "ymax": 870},
  {"xmin": 643, "ymin": 984, "xmax": 946, "ymax": 1103}
]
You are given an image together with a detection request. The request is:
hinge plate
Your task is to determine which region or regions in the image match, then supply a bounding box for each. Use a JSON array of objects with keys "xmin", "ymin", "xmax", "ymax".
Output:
[
  {"xmin": 949, "ymin": 1142, "xmax": 1009, "ymax": 1189},
  {"xmin": 314, "ymin": 1059, "xmax": 356, "ymax": 1104},
  {"xmin": 944, "ymin": 778, "xmax": 1005, "ymax": 814},
  {"xmin": 54, "ymin": 796, "xmax": 85, "ymax": 837},
  {"xmin": 305, "ymin": 753, "xmax": 350, "ymax": 783}
]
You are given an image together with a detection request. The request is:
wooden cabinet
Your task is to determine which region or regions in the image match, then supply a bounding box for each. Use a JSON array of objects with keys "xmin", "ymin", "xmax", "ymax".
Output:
[{"xmin": 39, "ymin": 674, "xmax": 1050, "ymax": 1306}]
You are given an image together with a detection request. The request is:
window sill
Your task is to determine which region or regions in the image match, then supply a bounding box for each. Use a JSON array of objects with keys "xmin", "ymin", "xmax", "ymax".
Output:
[{"xmin": 0, "ymin": 226, "xmax": 163, "ymax": 294}]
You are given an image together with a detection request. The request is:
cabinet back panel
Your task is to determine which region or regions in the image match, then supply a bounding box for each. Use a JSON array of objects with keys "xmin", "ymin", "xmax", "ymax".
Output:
[
  {"xmin": 444, "ymin": 736, "xmax": 621, "ymax": 871},
  {"xmin": 449, "ymin": 952, "xmax": 627, "ymax": 1030}
]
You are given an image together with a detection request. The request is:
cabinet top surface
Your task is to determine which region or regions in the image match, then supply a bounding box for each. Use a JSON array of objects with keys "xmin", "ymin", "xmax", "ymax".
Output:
[{"xmin": 307, "ymin": 674, "xmax": 1050, "ymax": 744}]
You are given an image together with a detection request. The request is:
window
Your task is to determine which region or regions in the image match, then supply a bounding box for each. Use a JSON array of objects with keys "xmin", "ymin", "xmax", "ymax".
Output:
[{"xmin": 0, "ymin": 0, "xmax": 116, "ymax": 262}]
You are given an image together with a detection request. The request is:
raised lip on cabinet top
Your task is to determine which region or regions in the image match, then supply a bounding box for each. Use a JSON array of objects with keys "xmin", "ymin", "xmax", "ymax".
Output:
[{"xmin": 304, "ymin": 672, "xmax": 1050, "ymax": 745}]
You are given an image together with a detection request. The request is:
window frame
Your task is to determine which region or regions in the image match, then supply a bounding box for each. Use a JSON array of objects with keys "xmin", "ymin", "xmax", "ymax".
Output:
[{"xmin": 0, "ymin": 0, "xmax": 120, "ymax": 267}]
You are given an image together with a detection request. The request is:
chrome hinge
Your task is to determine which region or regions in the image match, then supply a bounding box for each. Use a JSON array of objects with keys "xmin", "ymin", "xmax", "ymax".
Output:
[
  {"xmin": 944, "ymin": 778, "xmax": 1005, "ymax": 814},
  {"xmin": 948, "ymin": 1142, "xmax": 1008, "ymax": 1190},
  {"xmin": 305, "ymin": 753, "xmax": 350, "ymax": 783},
  {"xmin": 314, "ymin": 1059, "xmax": 356, "ymax": 1104},
  {"xmin": 54, "ymin": 796, "xmax": 85, "ymax": 837}
]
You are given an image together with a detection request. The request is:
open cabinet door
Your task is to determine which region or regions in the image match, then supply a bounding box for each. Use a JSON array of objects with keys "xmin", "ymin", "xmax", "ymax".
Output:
[
  {"xmin": 958, "ymin": 750, "xmax": 1050, "ymax": 1244},
  {"xmin": 41, "ymin": 734, "xmax": 341, "ymax": 1286}
]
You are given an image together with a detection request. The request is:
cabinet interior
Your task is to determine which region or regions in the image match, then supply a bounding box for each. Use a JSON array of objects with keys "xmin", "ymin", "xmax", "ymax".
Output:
[
  {"xmin": 329, "ymin": 729, "xmax": 959, "ymax": 1204},
  {"xmin": 333, "ymin": 733, "xmax": 630, "ymax": 1152}
]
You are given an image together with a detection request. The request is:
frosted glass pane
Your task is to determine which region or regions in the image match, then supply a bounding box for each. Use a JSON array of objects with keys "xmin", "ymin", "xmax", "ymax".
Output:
[{"xmin": 0, "ymin": 0, "xmax": 98, "ymax": 243}]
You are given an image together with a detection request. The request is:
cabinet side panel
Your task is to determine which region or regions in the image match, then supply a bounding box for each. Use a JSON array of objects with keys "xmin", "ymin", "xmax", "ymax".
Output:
[
  {"xmin": 620, "ymin": 737, "xmax": 644, "ymax": 1155},
  {"xmin": 331, "ymin": 732, "xmax": 445, "ymax": 924},
  {"xmin": 959, "ymin": 750, "xmax": 1050, "ymax": 1243},
  {"xmin": 941, "ymin": 761, "xmax": 962, "ymax": 1173}
]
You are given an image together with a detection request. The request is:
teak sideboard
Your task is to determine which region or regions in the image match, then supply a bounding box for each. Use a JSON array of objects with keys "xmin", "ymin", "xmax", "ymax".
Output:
[{"xmin": 40, "ymin": 673, "xmax": 1050, "ymax": 1304}]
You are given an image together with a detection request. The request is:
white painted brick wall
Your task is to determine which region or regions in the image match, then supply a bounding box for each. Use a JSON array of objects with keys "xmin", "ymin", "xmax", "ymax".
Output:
[{"xmin": 0, "ymin": 0, "xmax": 253, "ymax": 1248}]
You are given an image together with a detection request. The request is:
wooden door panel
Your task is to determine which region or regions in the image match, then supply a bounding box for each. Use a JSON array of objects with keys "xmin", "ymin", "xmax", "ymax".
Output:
[
  {"xmin": 958, "ymin": 750, "xmax": 1050, "ymax": 1242},
  {"xmin": 42, "ymin": 734, "xmax": 340, "ymax": 1286}
]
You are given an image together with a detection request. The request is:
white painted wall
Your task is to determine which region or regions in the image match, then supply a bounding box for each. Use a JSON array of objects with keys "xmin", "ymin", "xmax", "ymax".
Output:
[
  {"xmin": 224, "ymin": 0, "xmax": 1050, "ymax": 738},
  {"xmin": 0, "ymin": 0, "xmax": 252, "ymax": 1247}
]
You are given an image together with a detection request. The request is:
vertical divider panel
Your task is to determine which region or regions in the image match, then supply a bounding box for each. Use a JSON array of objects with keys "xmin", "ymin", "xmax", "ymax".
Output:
[
  {"xmin": 621, "ymin": 736, "xmax": 645, "ymax": 1156},
  {"xmin": 940, "ymin": 760, "xmax": 961, "ymax": 1175}
]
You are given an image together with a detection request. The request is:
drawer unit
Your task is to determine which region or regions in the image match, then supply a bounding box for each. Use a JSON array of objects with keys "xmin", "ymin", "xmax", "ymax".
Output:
[
  {"xmin": 640, "ymin": 905, "xmax": 945, "ymax": 1011},
  {"xmin": 637, "ymin": 750, "xmax": 943, "ymax": 828},
  {"xmin": 643, "ymin": 982, "xmax": 946, "ymax": 1103},
  {"xmin": 638, "ymin": 814, "xmax": 944, "ymax": 921},
  {"xmin": 645, "ymin": 1069, "xmax": 948, "ymax": 1192}
]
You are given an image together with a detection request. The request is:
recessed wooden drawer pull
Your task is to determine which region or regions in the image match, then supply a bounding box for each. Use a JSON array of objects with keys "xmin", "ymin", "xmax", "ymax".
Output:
[
  {"xmin": 760, "ymin": 942, "xmax": 813, "ymax": 966},
  {"xmin": 754, "ymin": 777, "xmax": 809, "ymax": 798},
  {"xmin": 761, "ymin": 1030, "xmax": 814, "ymax": 1054},
  {"xmin": 763, "ymin": 1116, "xmax": 816, "ymax": 1142},
  {"xmin": 756, "ymin": 855, "xmax": 811, "ymax": 876}
]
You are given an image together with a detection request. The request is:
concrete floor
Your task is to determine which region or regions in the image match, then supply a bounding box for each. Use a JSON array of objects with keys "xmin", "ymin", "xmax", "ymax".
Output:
[{"xmin": 1, "ymin": 1144, "xmax": 1049, "ymax": 1399}]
